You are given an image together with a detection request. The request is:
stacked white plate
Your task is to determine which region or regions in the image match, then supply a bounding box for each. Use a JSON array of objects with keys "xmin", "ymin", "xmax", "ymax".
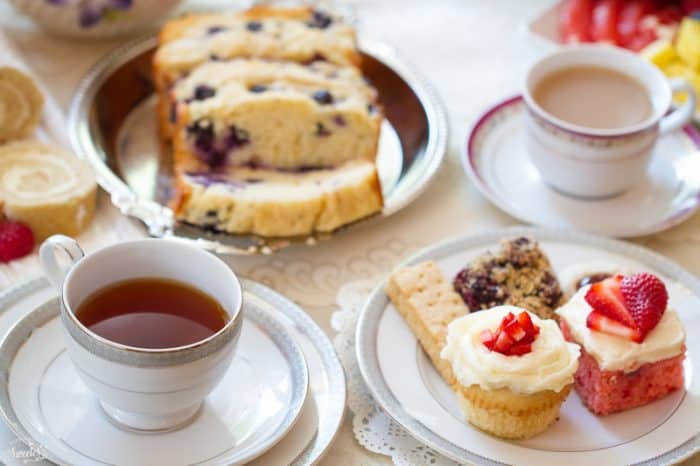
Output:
[{"xmin": 0, "ymin": 277, "xmax": 345, "ymax": 466}]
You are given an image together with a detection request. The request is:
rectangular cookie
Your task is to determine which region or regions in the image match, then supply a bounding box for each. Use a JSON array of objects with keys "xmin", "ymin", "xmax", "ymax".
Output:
[{"xmin": 386, "ymin": 261, "xmax": 470, "ymax": 387}]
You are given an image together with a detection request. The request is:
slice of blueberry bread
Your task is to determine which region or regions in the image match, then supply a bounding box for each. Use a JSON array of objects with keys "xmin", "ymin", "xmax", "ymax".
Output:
[
  {"xmin": 154, "ymin": 5, "xmax": 360, "ymax": 92},
  {"xmin": 170, "ymin": 59, "xmax": 381, "ymax": 171},
  {"xmin": 452, "ymin": 237, "xmax": 564, "ymax": 319},
  {"xmin": 171, "ymin": 159, "xmax": 383, "ymax": 237}
]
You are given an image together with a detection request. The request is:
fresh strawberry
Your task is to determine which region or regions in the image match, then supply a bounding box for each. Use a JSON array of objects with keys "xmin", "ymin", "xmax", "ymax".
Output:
[
  {"xmin": 584, "ymin": 275, "xmax": 636, "ymax": 328},
  {"xmin": 682, "ymin": 0, "xmax": 700, "ymax": 14},
  {"xmin": 503, "ymin": 318, "xmax": 527, "ymax": 341},
  {"xmin": 591, "ymin": 0, "xmax": 622, "ymax": 44},
  {"xmin": 517, "ymin": 311, "xmax": 534, "ymax": 331},
  {"xmin": 508, "ymin": 342, "xmax": 533, "ymax": 356},
  {"xmin": 0, "ymin": 221, "xmax": 34, "ymax": 263},
  {"xmin": 620, "ymin": 273, "xmax": 668, "ymax": 340},
  {"xmin": 586, "ymin": 310, "xmax": 642, "ymax": 342},
  {"xmin": 617, "ymin": 0, "xmax": 654, "ymax": 47},
  {"xmin": 561, "ymin": 0, "xmax": 595, "ymax": 43},
  {"xmin": 493, "ymin": 331, "xmax": 515, "ymax": 353},
  {"xmin": 482, "ymin": 311, "xmax": 540, "ymax": 356},
  {"xmin": 480, "ymin": 329, "xmax": 496, "ymax": 350}
]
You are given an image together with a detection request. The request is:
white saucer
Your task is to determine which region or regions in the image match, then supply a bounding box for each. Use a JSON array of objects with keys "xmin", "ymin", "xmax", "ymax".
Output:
[
  {"xmin": 357, "ymin": 227, "xmax": 700, "ymax": 466},
  {"xmin": 465, "ymin": 96, "xmax": 700, "ymax": 237},
  {"xmin": 0, "ymin": 278, "xmax": 345, "ymax": 466}
]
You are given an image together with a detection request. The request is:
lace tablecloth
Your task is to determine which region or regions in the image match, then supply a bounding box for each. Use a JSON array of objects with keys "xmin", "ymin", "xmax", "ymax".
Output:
[{"xmin": 2, "ymin": 0, "xmax": 700, "ymax": 464}]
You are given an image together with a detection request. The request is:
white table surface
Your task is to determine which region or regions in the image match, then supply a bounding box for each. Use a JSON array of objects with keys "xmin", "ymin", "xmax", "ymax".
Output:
[{"xmin": 1, "ymin": 0, "xmax": 699, "ymax": 464}]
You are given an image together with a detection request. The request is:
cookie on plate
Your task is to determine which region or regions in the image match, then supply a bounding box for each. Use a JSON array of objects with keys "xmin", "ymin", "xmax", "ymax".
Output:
[
  {"xmin": 453, "ymin": 237, "xmax": 563, "ymax": 319},
  {"xmin": 386, "ymin": 260, "xmax": 579, "ymax": 439},
  {"xmin": 386, "ymin": 261, "xmax": 470, "ymax": 386}
]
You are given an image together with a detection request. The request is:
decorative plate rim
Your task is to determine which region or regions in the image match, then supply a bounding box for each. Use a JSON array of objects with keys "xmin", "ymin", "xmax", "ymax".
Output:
[
  {"xmin": 462, "ymin": 95, "xmax": 700, "ymax": 238},
  {"xmin": 355, "ymin": 225, "xmax": 700, "ymax": 466},
  {"xmin": 67, "ymin": 33, "xmax": 448, "ymax": 254},
  {"xmin": 0, "ymin": 276, "xmax": 346, "ymax": 466}
]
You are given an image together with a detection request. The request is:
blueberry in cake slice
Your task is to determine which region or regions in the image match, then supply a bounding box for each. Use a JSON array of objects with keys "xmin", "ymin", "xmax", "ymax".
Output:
[
  {"xmin": 170, "ymin": 59, "xmax": 381, "ymax": 171},
  {"xmin": 172, "ymin": 159, "xmax": 382, "ymax": 237},
  {"xmin": 453, "ymin": 237, "xmax": 563, "ymax": 319}
]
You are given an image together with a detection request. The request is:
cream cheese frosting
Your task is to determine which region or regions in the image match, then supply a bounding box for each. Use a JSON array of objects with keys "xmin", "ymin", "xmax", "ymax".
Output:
[
  {"xmin": 556, "ymin": 286, "xmax": 686, "ymax": 372},
  {"xmin": 440, "ymin": 306, "xmax": 580, "ymax": 394}
]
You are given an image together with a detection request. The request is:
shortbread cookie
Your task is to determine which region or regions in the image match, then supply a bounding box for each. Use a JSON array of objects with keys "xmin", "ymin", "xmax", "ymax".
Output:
[
  {"xmin": 0, "ymin": 67, "xmax": 44, "ymax": 142},
  {"xmin": 453, "ymin": 237, "xmax": 563, "ymax": 319},
  {"xmin": 172, "ymin": 159, "xmax": 382, "ymax": 237},
  {"xmin": 385, "ymin": 261, "xmax": 470, "ymax": 386},
  {"xmin": 171, "ymin": 59, "xmax": 381, "ymax": 171},
  {"xmin": 0, "ymin": 141, "xmax": 96, "ymax": 241}
]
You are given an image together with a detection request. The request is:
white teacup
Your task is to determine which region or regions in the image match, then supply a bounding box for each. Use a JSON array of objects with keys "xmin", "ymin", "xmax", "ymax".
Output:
[
  {"xmin": 39, "ymin": 235, "xmax": 243, "ymax": 432},
  {"xmin": 523, "ymin": 45, "xmax": 697, "ymax": 198}
]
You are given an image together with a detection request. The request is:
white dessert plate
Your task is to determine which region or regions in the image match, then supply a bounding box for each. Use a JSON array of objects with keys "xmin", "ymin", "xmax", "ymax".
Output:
[
  {"xmin": 356, "ymin": 226, "xmax": 700, "ymax": 466},
  {"xmin": 465, "ymin": 96, "xmax": 700, "ymax": 238},
  {"xmin": 0, "ymin": 278, "xmax": 345, "ymax": 466}
]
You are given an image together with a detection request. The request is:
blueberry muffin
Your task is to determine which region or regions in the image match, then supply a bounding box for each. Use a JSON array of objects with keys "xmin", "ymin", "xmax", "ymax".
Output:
[
  {"xmin": 171, "ymin": 59, "xmax": 381, "ymax": 171},
  {"xmin": 453, "ymin": 237, "xmax": 564, "ymax": 319}
]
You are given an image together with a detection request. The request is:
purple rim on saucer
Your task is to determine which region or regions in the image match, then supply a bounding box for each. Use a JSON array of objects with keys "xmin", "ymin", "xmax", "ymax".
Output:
[{"xmin": 465, "ymin": 95, "xmax": 700, "ymax": 237}]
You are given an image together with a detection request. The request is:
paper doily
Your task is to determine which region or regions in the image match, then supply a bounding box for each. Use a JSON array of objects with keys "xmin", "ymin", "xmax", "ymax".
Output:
[{"xmin": 331, "ymin": 279, "xmax": 460, "ymax": 466}]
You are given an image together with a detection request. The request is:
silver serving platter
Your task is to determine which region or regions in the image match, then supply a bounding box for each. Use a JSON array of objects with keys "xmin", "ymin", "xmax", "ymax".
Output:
[{"xmin": 68, "ymin": 35, "xmax": 448, "ymax": 254}]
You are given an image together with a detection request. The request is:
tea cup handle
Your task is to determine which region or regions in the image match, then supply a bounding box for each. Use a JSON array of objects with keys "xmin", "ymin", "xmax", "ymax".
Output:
[
  {"xmin": 659, "ymin": 78, "xmax": 697, "ymax": 135},
  {"xmin": 39, "ymin": 235, "xmax": 85, "ymax": 293}
]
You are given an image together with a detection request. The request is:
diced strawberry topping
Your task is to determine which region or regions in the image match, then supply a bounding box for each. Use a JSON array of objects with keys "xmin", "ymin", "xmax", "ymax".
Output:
[
  {"xmin": 493, "ymin": 331, "xmax": 515, "ymax": 353},
  {"xmin": 480, "ymin": 329, "xmax": 496, "ymax": 350},
  {"xmin": 481, "ymin": 311, "xmax": 540, "ymax": 356},
  {"xmin": 503, "ymin": 318, "xmax": 527, "ymax": 341},
  {"xmin": 0, "ymin": 221, "xmax": 34, "ymax": 263},
  {"xmin": 585, "ymin": 272, "xmax": 668, "ymax": 343},
  {"xmin": 508, "ymin": 342, "xmax": 533, "ymax": 356}
]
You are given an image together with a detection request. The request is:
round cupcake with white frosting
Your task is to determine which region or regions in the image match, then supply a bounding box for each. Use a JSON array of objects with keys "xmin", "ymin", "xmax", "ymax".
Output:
[{"xmin": 441, "ymin": 305, "xmax": 580, "ymax": 439}]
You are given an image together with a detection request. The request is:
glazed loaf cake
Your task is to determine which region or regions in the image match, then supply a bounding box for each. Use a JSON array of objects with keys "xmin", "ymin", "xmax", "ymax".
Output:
[
  {"xmin": 154, "ymin": 5, "xmax": 360, "ymax": 91},
  {"xmin": 172, "ymin": 159, "xmax": 383, "ymax": 237},
  {"xmin": 171, "ymin": 59, "xmax": 381, "ymax": 171}
]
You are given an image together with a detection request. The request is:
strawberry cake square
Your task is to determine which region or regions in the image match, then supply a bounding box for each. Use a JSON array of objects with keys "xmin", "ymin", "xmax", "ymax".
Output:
[{"xmin": 556, "ymin": 273, "xmax": 686, "ymax": 415}]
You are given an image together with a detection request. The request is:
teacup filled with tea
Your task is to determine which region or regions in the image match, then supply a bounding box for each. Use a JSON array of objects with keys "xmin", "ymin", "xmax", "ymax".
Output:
[
  {"xmin": 523, "ymin": 45, "xmax": 697, "ymax": 198},
  {"xmin": 39, "ymin": 235, "xmax": 243, "ymax": 432}
]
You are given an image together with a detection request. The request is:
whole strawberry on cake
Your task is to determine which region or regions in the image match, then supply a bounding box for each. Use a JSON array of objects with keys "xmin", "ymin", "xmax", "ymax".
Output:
[{"xmin": 557, "ymin": 272, "xmax": 686, "ymax": 415}]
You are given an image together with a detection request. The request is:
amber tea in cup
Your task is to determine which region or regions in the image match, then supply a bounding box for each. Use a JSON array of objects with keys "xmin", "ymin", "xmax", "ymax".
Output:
[{"xmin": 74, "ymin": 277, "xmax": 228, "ymax": 349}]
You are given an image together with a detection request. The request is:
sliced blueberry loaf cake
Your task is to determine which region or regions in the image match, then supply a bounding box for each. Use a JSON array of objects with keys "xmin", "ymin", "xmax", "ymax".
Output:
[
  {"xmin": 172, "ymin": 159, "xmax": 383, "ymax": 237},
  {"xmin": 154, "ymin": 5, "xmax": 360, "ymax": 92},
  {"xmin": 171, "ymin": 59, "xmax": 381, "ymax": 171}
]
